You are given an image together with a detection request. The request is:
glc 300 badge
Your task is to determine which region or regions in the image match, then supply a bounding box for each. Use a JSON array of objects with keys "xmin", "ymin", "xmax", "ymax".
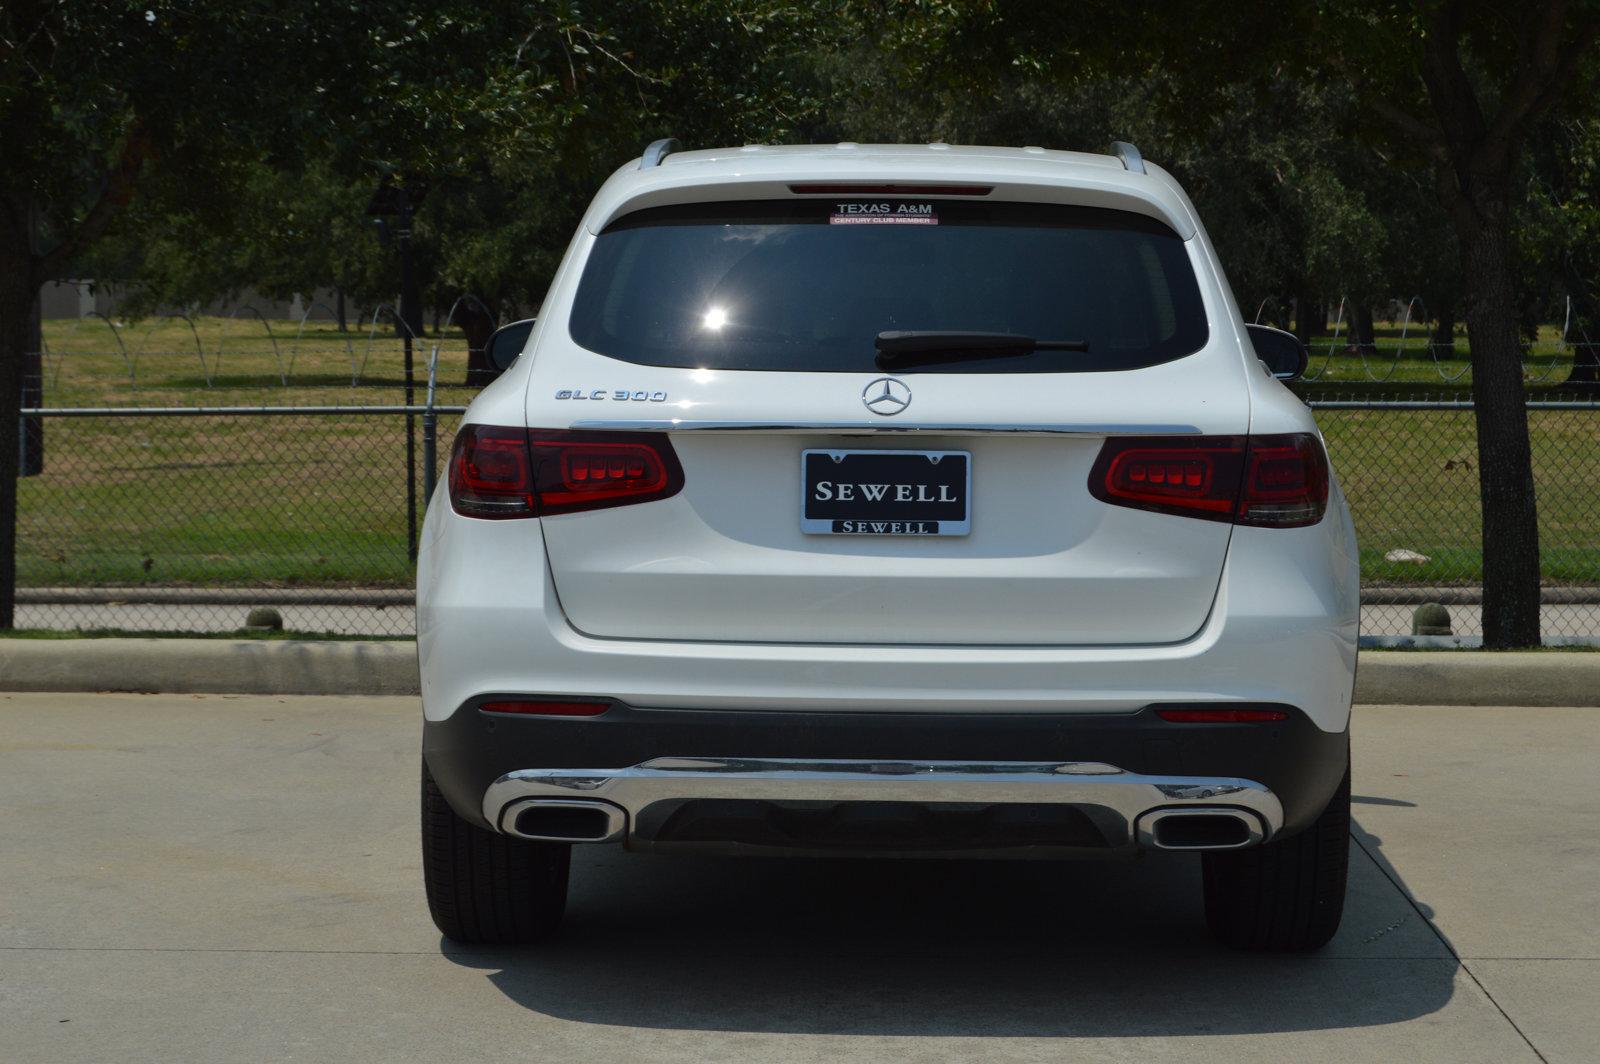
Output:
[{"xmin": 555, "ymin": 389, "xmax": 669, "ymax": 401}]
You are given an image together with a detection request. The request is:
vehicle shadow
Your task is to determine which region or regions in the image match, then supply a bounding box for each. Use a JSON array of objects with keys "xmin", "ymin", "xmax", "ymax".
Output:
[{"xmin": 441, "ymin": 811, "xmax": 1456, "ymax": 1037}]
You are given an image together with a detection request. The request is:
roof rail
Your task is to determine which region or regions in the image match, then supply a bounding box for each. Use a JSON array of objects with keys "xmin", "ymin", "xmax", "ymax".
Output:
[
  {"xmin": 639, "ymin": 138, "xmax": 680, "ymax": 170},
  {"xmin": 1110, "ymin": 141, "xmax": 1145, "ymax": 174}
]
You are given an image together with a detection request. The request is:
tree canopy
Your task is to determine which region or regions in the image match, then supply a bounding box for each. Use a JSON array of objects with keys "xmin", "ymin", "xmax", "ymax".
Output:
[{"xmin": 4, "ymin": 0, "xmax": 1599, "ymax": 642}]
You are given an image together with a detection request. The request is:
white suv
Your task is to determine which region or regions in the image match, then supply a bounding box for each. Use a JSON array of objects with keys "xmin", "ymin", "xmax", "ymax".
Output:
[{"xmin": 417, "ymin": 140, "xmax": 1359, "ymax": 952}]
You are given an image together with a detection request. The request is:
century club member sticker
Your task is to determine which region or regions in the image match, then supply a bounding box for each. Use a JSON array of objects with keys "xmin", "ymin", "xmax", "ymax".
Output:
[{"xmin": 829, "ymin": 202, "xmax": 938, "ymax": 225}]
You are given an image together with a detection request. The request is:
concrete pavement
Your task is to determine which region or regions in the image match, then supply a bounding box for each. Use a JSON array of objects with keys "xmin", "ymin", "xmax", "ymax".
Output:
[{"xmin": 1, "ymin": 694, "xmax": 1595, "ymax": 1062}]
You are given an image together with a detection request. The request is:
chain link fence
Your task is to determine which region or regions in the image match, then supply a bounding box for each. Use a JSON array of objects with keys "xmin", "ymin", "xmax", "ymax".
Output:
[
  {"xmin": 17, "ymin": 406, "xmax": 463, "ymax": 635},
  {"xmin": 13, "ymin": 386, "xmax": 1600, "ymax": 641},
  {"xmin": 1310, "ymin": 396, "xmax": 1600, "ymax": 640}
]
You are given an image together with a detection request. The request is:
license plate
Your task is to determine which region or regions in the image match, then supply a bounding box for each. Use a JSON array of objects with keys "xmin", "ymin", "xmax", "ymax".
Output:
[{"xmin": 801, "ymin": 449, "xmax": 971, "ymax": 536}]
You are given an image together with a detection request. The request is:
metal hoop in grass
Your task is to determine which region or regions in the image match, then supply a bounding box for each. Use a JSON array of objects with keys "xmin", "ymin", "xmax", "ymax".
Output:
[
  {"xmin": 214, "ymin": 306, "xmax": 286, "ymax": 385},
  {"xmin": 288, "ymin": 302, "xmax": 358, "ymax": 383},
  {"xmin": 1375, "ymin": 296, "xmax": 1428, "ymax": 383},
  {"xmin": 1360, "ymin": 296, "xmax": 1405, "ymax": 382},
  {"xmin": 41, "ymin": 317, "xmax": 77, "ymax": 390},
  {"xmin": 358, "ymin": 304, "xmax": 422, "ymax": 385},
  {"xmin": 130, "ymin": 312, "xmax": 209, "ymax": 387},
  {"xmin": 1302, "ymin": 296, "xmax": 1345, "ymax": 381},
  {"xmin": 440, "ymin": 292, "xmax": 499, "ymax": 332},
  {"xmin": 437, "ymin": 293, "xmax": 499, "ymax": 378},
  {"xmin": 1431, "ymin": 337, "xmax": 1471, "ymax": 381},
  {"xmin": 1521, "ymin": 341, "xmax": 1564, "ymax": 383},
  {"xmin": 65, "ymin": 311, "xmax": 136, "ymax": 390},
  {"xmin": 1522, "ymin": 296, "xmax": 1578, "ymax": 384},
  {"xmin": 1252, "ymin": 296, "xmax": 1288, "ymax": 326}
]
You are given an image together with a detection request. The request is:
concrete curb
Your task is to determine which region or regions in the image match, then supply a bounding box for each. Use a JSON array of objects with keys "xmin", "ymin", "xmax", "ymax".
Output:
[
  {"xmin": 1354, "ymin": 650, "xmax": 1600, "ymax": 707},
  {"xmin": 0, "ymin": 639, "xmax": 419, "ymax": 697},
  {"xmin": 0, "ymin": 640, "xmax": 1595, "ymax": 706}
]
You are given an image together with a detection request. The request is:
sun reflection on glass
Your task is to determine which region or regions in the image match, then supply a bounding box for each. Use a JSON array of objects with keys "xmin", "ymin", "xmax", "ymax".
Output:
[{"xmin": 701, "ymin": 306, "xmax": 728, "ymax": 331}]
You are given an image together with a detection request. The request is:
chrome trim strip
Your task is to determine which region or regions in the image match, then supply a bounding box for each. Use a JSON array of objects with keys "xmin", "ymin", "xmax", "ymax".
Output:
[
  {"xmin": 1110, "ymin": 140, "xmax": 1146, "ymax": 174},
  {"xmin": 639, "ymin": 137, "xmax": 680, "ymax": 170},
  {"xmin": 484, "ymin": 757, "xmax": 1282, "ymax": 854},
  {"xmin": 567, "ymin": 420, "xmax": 1203, "ymax": 436}
]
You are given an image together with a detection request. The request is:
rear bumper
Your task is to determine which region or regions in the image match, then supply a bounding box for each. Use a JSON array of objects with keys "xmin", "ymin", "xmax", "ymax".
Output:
[
  {"xmin": 484, "ymin": 756, "xmax": 1279, "ymax": 857},
  {"xmin": 423, "ymin": 699, "xmax": 1348, "ymax": 852}
]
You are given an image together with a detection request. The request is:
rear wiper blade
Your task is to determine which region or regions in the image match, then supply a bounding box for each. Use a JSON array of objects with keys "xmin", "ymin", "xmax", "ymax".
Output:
[{"xmin": 874, "ymin": 331, "xmax": 1089, "ymax": 370}]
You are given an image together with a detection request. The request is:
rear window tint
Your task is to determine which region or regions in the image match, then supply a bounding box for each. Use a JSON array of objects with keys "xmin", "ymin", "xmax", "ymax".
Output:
[{"xmin": 569, "ymin": 200, "xmax": 1207, "ymax": 373}]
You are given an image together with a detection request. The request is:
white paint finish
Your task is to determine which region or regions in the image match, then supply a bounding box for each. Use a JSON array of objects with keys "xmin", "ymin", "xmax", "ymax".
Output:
[
  {"xmin": 417, "ymin": 506, "xmax": 1356, "ymax": 730},
  {"xmin": 540, "ymin": 432, "xmax": 1236, "ymax": 644},
  {"xmin": 420, "ymin": 142, "xmax": 1357, "ymax": 733},
  {"xmin": 582, "ymin": 143, "xmax": 1200, "ymax": 237}
]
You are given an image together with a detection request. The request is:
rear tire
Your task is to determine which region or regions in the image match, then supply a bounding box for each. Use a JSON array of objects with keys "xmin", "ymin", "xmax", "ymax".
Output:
[
  {"xmin": 422, "ymin": 760, "xmax": 571, "ymax": 944},
  {"xmin": 1201, "ymin": 763, "xmax": 1350, "ymax": 952}
]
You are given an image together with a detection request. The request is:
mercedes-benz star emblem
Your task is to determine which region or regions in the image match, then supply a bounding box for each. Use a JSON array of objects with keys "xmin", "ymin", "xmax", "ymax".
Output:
[{"xmin": 862, "ymin": 376, "xmax": 912, "ymax": 416}]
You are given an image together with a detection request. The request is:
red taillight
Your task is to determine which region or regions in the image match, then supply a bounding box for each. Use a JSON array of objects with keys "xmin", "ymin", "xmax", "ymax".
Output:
[
  {"xmin": 1155, "ymin": 707, "xmax": 1289, "ymax": 723},
  {"xmin": 529, "ymin": 432, "xmax": 683, "ymax": 515},
  {"xmin": 1236, "ymin": 434, "xmax": 1330, "ymax": 528},
  {"xmin": 480, "ymin": 699, "xmax": 610, "ymax": 716},
  {"xmin": 1089, "ymin": 433, "xmax": 1328, "ymax": 528},
  {"xmin": 1090, "ymin": 435, "xmax": 1246, "ymax": 522},
  {"xmin": 448, "ymin": 427, "xmax": 683, "ymax": 519},
  {"xmin": 449, "ymin": 425, "xmax": 536, "ymax": 519}
]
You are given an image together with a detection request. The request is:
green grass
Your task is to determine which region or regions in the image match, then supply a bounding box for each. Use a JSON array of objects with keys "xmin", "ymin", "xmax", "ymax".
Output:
[
  {"xmin": 25, "ymin": 315, "xmax": 1600, "ymax": 591},
  {"xmin": 1281, "ymin": 322, "xmax": 1589, "ymax": 393},
  {"xmin": 1319, "ymin": 401, "xmax": 1600, "ymax": 585},
  {"xmin": 29, "ymin": 316, "xmax": 471, "ymax": 588}
]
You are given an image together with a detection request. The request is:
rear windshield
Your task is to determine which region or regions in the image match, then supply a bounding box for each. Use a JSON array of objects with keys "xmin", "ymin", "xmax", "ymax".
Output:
[{"xmin": 569, "ymin": 200, "xmax": 1207, "ymax": 373}]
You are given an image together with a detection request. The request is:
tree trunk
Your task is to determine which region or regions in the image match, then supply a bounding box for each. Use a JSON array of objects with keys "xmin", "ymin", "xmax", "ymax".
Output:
[
  {"xmin": 0, "ymin": 224, "xmax": 34, "ymax": 630},
  {"xmin": 1293, "ymin": 289, "xmax": 1321, "ymax": 343},
  {"xmin": 1352, "ymin": 303, "xmax": 1376, "ymax": 352},
  {"xmin": 1430, "ymin": 303, "xmax": 1456, "ymax": 359},
  {"xmin": 454, "ymin": 301, "xmax": 499, "ymax": 385},
  {"xmin": 1460, "ymin": 206, "xmax": 1541, "ymax": 647}
]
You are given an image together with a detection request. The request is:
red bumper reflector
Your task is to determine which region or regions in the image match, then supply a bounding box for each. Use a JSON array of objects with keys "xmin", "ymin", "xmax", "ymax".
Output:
[
  {"xmin": 480, "ymin": 700, "xmax": 610, "ymax": 717},
  {"xmin": 1156, "ymin": 708, "xmax": 1289, "ymax": 723}
]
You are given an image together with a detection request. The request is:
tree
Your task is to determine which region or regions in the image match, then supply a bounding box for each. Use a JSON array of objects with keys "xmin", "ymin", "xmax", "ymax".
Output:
[
  {"xmin": 0, "ymin": 0, "xmax": 370, "ymax": 626},
  {"xmin": 858, "ymin": 0, "xmax": 1598, "ymax": 647},
  {"xmin": 1322, "ymin": 1, "xmax": 1600, "ymax": 646},
  {"xmin": 1, "ymin": 0, "xmax": 846, "ymax": 623}
]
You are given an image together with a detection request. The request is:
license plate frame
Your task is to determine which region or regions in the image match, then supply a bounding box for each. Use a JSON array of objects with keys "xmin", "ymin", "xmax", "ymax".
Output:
[{"xmin": 800, "ymin": 449, "xmax": 972, "ymax": 536}]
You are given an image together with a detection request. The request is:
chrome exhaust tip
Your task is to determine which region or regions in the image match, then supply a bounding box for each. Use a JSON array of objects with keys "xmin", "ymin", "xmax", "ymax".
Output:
[
  {"xmin": 1136, "ymin": 807, "xmax": 1265, "ymax": 851},
  {"xmin": 500, "ymin": 798, "xmax": 626, "ymax": 843}
]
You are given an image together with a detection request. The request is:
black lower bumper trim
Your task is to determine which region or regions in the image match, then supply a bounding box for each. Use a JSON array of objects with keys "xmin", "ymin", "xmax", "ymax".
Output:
[{"xmin": 423, "ymin": 698, "xmax": 1348, "ymax": 839}]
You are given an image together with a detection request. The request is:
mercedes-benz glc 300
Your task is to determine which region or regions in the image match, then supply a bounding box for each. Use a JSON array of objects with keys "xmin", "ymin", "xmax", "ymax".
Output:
[{"xmin": 417, "ymin": 140, "xmax": 1358, "ymax": 952}]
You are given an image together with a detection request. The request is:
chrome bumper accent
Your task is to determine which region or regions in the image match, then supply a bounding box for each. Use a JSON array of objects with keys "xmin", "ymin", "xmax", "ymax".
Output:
[{"xmin": 482, "ymin": 757, "xmax": 1283, "ymax": 855}]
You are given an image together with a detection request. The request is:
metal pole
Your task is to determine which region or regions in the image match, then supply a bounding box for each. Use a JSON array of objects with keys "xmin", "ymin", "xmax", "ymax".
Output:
[
  {"xmin": 400, "ymin": 193, "xmax": 419, "ymax": 564},
  {"xmin": 423, "ymin": 344, "xmax": 440, "ymax": 504}
]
